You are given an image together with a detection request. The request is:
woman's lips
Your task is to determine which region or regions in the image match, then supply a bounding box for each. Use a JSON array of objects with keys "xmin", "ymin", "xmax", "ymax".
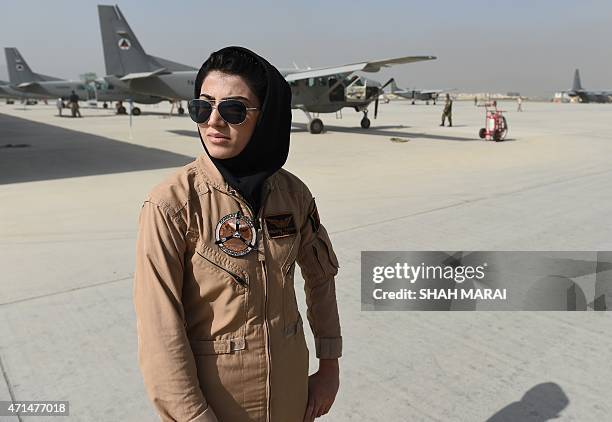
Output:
[{"xmin": 207, "ymin": 133, "xmax": 230, "ymax": 145}]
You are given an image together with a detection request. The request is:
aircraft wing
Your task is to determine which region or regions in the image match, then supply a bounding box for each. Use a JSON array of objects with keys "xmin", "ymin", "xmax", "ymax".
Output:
[
  {"xmin": 17, "ymin": 82, "xmax": 39, "ymax": 89},
  {"xmin": 36, "ymin": 73, "xmax": 64, "ymax": 82},
  {"xmin": 120, "ymin": 68, "xmax": 171, "ymax": 81},
  {"xmin": 285, "ymin": 55, "xmax": 436, "ymax": 82},
  {"xmin": 148, "ymin": 55, "xmax": 197, "ymax": 72}
]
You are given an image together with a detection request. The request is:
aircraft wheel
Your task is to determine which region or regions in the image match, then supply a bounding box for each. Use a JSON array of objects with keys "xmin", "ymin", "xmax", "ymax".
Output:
[
  {"xmin": 131, "ymin": 107, "xmax": 141, "ymax": 116},
  {"xmin": 103, "ymin": 102, "xmax": 108, "ymax": 109},
  {"xmin": 308, "ymin": 118, "xmax": 324, "ymax": 134},
  {"xmin": 178, "ymin": 107, "xmax": 185, "ymax": 115},
  {"xmin": 479, "ymin": 128, "xmax": 487, "ymax": 139},
  {"xmin": 360, "ymin": 117, "xmax": 371, "ymax": 129},
  {"xmin": 117, "ymin": 106, "xmax": 127, "ymax": 115}
]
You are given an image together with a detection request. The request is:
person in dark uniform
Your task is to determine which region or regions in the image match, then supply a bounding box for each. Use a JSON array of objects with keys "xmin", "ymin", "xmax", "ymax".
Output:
[
  {"xmin": 440, "ymin": 93, "xmax": 452, "ymax": 127},
  {"xmin": 69, "ymin": 91, "xmax": 81, "ymax": 118}
]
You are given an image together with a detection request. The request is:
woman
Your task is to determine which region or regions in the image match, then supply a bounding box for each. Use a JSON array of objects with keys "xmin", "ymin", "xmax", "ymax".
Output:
[{"xmin": 134, "ymin": 46, "xmax": 342, "ymax": 422}]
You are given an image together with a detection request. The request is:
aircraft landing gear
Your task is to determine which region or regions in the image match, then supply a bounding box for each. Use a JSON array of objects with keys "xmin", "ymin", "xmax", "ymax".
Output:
[
  {"xmin": 102, "ymin": 102, "xmax": 108, "ymax": 109},
  {"xmin": 308, "ymin": 118, "xmax": 324, "ymax": 134},
  {"xmin": 302, "ymin": 110, "xmax": 324, "ymax": 134},
  {"xmin": 360, "ymin": 112, "xmax": 371, "ymax": 129},
  {"xmin": 131, "ymin": 107, "xmax": 141, "ymax": 116}
]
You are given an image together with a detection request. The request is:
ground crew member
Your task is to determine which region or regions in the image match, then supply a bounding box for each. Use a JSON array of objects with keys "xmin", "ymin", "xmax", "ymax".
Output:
[
  {"xmin": 68, "ymin": 91, "xmax": 81, "ymax": 118},
  {"xmin": 56, "ymin": 97, "xmax": 63, "ymax": 117},
  {"xmin": 115, "ymin": 100, "xmax": 126, "ymax": 115},
  {"xmin": 517, "ymin": 96, "xmax": 523, "ymax": 112},
  {"xmin": 134, "ymin": 46, "xmax": 342, "ymax": 422},
  {"xmin": 441, "ymin": 93, "xmax": 453, "ymax": 126}
]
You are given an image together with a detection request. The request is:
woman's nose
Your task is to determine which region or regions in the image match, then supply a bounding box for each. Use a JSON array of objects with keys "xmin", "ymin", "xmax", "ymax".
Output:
[{"xmin": 207, "ymin": 106, "xmax": 226, "ymax": 127}]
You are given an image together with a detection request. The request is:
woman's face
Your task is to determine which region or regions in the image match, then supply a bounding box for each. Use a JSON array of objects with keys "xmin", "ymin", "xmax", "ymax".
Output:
[{"xmin": 198, "ymin": 71, "xmax": 261, "ymax": 159}]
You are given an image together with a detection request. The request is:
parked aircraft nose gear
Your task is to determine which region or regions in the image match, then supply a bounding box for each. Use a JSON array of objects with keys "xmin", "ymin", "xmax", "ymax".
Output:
[
  {"xmin": 360, "ymin": 111, "xmax": 371, "ymax": 129},
  {"xmin": 308, "ymin": 118, "xmax": 324, "ymax": 134}
]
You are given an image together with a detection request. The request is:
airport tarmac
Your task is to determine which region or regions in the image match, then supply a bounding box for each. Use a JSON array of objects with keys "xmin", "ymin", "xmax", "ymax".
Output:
[{"xmin": 1, "ymin": 99, "xmax": 611, "ymax": 421}]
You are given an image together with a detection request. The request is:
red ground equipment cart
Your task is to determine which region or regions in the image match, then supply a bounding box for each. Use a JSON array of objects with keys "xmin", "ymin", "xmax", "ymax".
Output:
[{"xmin": 479, "ymin": 102, "xmax": 508, "ymax": 141}]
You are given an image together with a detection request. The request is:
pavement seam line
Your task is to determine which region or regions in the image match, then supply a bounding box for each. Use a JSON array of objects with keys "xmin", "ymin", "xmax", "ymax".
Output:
[
  {"xmin": 331, "ymin": 167, "xmax": 612, "ymax": 236},
  {"xmin": 0, "ymin": 275, "xmax": 133, "ymax": 307},
  {"xmin": 0, "ymin": 351, "xmax": 23, "ymax": 422}
]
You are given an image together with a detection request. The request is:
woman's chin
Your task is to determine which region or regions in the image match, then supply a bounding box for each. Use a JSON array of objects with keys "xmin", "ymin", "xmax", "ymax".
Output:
[{"xmin": 207, "ymin": 144, "xmax": 239, "ymax": 159}]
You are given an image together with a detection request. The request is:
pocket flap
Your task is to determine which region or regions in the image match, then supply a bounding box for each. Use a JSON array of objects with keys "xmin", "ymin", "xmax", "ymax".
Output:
[
  {"xmin": 284, "ymin": 313, "xmax": 303, "ymax": 337},
  {"xmin": 190, "ymin": 337, "xmax": 246, "ymax": 355}
]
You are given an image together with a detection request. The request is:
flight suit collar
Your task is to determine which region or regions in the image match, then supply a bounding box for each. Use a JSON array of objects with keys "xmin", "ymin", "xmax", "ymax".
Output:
[{"xmin": 196, "ymin": 153, "xmax": 278, "ymax": 196}]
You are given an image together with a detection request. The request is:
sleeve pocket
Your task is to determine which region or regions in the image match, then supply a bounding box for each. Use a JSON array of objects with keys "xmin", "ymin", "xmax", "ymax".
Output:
[{"xmin": 312, "ymin": 226, "xmax": 339, "ymax": 275}]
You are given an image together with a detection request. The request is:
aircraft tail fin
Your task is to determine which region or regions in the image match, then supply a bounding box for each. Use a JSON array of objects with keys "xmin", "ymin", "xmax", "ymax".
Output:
[
  {"xmin": 389, "ymin": 79, "xmax": 399, "ymax": 93},
  {"xmin": 5, "ymin": 48, "xmax": 38, "ymax": 84},
  {"xmin": 98, "ymin": 4, "xmax": 156, "ymax": 76},
  {"xmin": 572, "ymin": 69, "xmax": 583, "ymax": 91},
  {"xmin": 147, "ymin": 55, "xmax": 196, "ymax": 72}
]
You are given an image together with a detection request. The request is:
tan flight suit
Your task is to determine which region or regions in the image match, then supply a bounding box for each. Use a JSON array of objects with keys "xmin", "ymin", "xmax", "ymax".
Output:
[{"xmin": 134, "ymin": 153, "xmax": 342, "ymax": 422}]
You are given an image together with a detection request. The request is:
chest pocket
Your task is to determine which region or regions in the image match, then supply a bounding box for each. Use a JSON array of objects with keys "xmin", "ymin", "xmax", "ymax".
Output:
[{"xmin": 191, "ymin": 242, "xmax": 250, "ymax": 340}]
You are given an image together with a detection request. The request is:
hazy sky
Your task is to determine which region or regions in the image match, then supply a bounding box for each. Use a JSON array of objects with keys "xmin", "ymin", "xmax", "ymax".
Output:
[{"xmin": 1, "ymin": 0, "xmax": 611, "ymax": 96}]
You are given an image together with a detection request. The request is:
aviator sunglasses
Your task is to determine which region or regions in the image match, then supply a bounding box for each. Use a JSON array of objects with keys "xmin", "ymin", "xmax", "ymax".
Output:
[{"xmin": 188, "ymin": 98, "xmax": 259, "ymax": 125}]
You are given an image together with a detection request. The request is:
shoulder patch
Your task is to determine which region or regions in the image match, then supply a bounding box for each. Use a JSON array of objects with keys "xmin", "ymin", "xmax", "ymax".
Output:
[{"xmin": 308, "ymin": 199, "xmax": 320, "ymax": 233}]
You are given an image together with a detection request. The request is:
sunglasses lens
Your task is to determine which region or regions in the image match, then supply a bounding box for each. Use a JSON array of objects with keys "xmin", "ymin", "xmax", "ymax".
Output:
[
  {"xmin": 218, "ymin": 100, "xmax": 247, "ymax": 124},
  {"xmin": 188, "ymin": 99, "xmax": 212, "ymax": 123}
]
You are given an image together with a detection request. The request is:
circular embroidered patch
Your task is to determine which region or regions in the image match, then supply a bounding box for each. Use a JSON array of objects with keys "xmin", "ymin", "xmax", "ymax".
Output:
[{"xmin": 215, "ymin": 211, "xmax": 257, "ymax": 257}]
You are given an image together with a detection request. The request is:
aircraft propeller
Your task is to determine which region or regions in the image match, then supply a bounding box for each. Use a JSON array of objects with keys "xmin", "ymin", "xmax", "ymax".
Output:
[{"xmin": 374, "ymin": 78, "xmax": 395, "ymax": 119}]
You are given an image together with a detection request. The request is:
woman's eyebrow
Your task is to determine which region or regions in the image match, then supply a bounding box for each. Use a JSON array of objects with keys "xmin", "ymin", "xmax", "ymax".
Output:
[{"xmin": 199, "ymin": 93, "xmax": 251, "ymax": 102}]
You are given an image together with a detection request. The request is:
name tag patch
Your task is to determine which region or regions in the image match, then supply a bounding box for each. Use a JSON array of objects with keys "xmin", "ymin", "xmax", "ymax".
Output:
[{"xmin": 265, "ymin": 214, "xmax": 297, "ymax": 239}]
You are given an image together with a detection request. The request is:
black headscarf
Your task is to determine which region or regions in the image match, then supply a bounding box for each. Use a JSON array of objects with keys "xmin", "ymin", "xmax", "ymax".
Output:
[{"xmin": 194, "ymin": 46, "xmax": 292, "ymax": 217}]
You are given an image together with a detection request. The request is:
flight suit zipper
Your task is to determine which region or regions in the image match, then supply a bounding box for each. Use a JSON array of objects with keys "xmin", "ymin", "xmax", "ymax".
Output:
[
  {"xmin": 221, "ymin": 184, "xmax": 273, "ymax": 422},
  {"xmin": 258, "ymin": 226, "xmax": 271, "ymax": 422}
]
